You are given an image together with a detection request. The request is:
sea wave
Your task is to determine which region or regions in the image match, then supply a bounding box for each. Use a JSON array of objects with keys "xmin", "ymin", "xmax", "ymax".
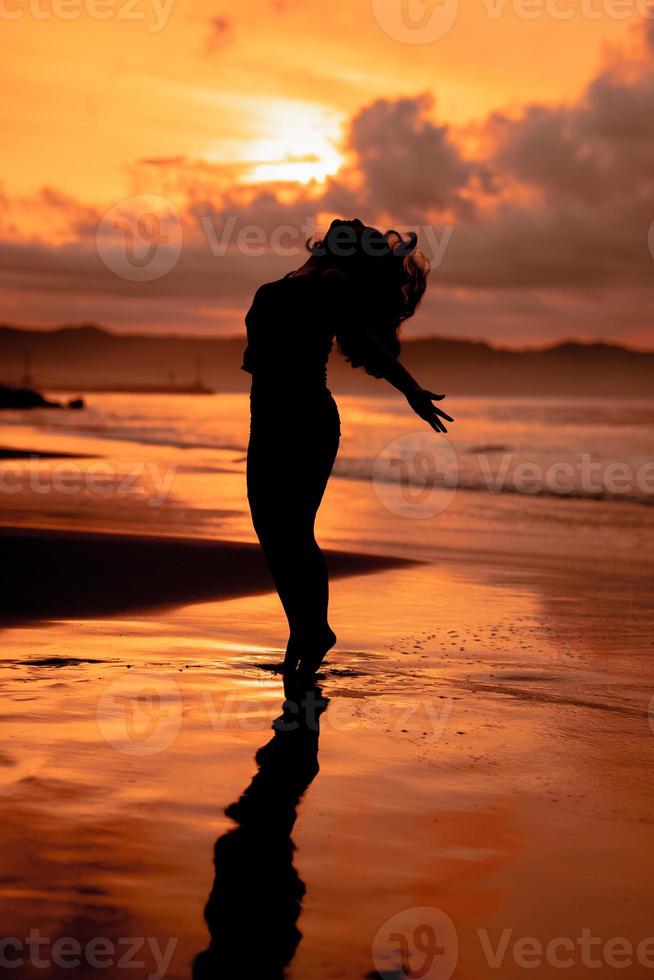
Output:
[
  {"xmin": 3, "ymin": 391, "xmax": 653, "ymax": 507},
  {"xmin": 334, "ymin": 455, "xmax": 654, "ymax": 506}
]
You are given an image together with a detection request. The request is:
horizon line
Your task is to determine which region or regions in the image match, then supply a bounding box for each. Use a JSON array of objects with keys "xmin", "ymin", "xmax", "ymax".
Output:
[{"xmin": 1, "ymin": 321, "xmax": 654, "ymax": 356}]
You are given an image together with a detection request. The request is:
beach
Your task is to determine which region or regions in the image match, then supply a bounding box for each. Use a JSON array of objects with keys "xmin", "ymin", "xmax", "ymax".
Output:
[{"xmin": 1, "ymin": 391, "xmax": 653, "ymax": 979}]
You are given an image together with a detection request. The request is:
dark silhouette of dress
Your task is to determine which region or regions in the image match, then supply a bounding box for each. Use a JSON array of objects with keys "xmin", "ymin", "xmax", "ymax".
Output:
[{"xmin": 243, "ymin": 271, "xmax": 340, "ymax": 673}]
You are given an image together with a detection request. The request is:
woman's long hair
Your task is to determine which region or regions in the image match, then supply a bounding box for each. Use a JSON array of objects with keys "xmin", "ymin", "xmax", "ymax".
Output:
[{"xmin": 308, "ymin": 219, "xmax": 431, "ymax": 377}]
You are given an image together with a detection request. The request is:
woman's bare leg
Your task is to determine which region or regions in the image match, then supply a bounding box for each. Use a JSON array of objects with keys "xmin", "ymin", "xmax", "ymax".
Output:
[
  {"xmin": 252, "ymin": 519, "xmax": 336, "ymax": 674},
  {"xmin": 247, "ymin": 388, "xmax": 340, "ymax": 676}
]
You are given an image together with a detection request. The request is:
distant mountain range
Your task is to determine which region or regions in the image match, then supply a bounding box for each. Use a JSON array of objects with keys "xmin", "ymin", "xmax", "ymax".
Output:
[{"xmin": 1, "ymin": 323, "xmax": 653, "ymax": 396}]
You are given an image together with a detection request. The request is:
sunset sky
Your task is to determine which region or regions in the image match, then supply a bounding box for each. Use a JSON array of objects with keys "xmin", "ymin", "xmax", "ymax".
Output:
[{"xmin": 1, "ymin": 0, "xmax": 653, "ymax": 346}]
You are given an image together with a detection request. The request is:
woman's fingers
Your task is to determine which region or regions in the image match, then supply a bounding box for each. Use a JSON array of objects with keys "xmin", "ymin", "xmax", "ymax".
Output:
[
  {"xmin": 428, "ymin": 412, "xmax": 447, "ymax": 433},
  {"xmin": 422, "ymin": 404, "xmax": 443, "ymax": 430},
  {"xmin": 412, "ymin": 393, "xmax": 451, "ymax": 432},
  {"xmin": 412, "ymin": 391, "xmax": 452, "ymax": 432}
]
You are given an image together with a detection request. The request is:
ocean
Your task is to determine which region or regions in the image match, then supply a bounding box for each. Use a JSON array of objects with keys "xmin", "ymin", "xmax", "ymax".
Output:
[{"xmin": 1, "ymin": 391, "xmax": 653, "ymax": 564}]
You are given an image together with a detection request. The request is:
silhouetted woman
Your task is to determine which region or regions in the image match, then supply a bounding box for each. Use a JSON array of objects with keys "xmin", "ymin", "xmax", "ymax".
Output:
[{"xmin": 243, "ymin": 219, "xmax": 453, "ymax": 678}]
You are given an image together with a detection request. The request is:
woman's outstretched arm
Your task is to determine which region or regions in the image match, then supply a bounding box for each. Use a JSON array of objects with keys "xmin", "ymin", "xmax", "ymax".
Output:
[{"xmin": 321, "ymin": 267, "xmax": 454, "ymax": 434}]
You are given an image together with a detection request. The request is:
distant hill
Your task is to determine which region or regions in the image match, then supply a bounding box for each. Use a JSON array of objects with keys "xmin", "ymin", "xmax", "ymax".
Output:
[{"xmin": 1, "ymin": 323, "xmax": 653, "ymax": 396}]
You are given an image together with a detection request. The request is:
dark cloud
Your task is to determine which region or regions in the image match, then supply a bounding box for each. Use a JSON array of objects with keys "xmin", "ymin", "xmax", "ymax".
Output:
[
  {"xmin": 489, "ymin": 70, "xmax": 654, "ymax": 206},
  {"xmin": 433, "ymin": 25, "xmax": 654, "ymax": 293},
  {"xmin": 0, "ymin": 186, "xmax": 102, "ymax": 241},
  {"xmin": 1, "ymin": 23, "xmax": 654, "ymax": 345},
  {"xmin": 139, "ymin": 156, "xmax": 187, "ymax": 167},
  {"xmin": 345, "ymin": 94, "xmax": 479, "ymax": 219},
  {"xmin": 206, "ymin": 15, "xmax": 234, "ymax": 54}
]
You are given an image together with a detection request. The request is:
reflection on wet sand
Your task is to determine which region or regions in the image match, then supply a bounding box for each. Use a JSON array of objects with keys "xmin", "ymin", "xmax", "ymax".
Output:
[{"xmin": 194, "ymin": 685, "xmax": 328, "ymax": 979}]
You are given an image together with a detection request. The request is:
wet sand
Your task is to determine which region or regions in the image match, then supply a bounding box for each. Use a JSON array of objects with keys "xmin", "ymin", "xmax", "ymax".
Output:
[
  {"xmin": 1, "ymin": 532, "xmax": 653, "ymax": 978},
  {"xmin": 1, "ymin": 415, "xmax": 653, "ymax": 978},
  {"xmin": 0, "ymin": 526, "xmax": 407, "ymax": 624}
]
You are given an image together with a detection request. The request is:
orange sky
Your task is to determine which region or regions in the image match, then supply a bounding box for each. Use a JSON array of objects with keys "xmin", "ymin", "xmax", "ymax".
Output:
[
  {"xmin": 1, "ymin": 0, "xmax": 653, "ymax": 345},
  {"xmin": 0, "ymin": 0, "xmax": 639, "ymax": 199}
]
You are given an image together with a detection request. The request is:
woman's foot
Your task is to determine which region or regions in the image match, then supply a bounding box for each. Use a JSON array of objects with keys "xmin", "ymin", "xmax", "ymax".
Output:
[
  {"xmin": 296, "ymin": 626, "xmax": 336, "ymax": 679},
  {"xmin": 283, "ymin": 626, "xmax": 335, "ymax": 673},
  {"xmin": 283, "ymin": 639, "xmax": 301, "ymax": 675},
  {"xmin": 283, "ymin": 626, "xmax": 336, "ymax": 680}
]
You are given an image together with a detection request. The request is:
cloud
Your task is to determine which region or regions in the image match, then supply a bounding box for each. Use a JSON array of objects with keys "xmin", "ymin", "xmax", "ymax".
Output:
[
  {"xmin": 488, "ymin": 69, "xmax": 654, "ymax": 208},
  {"xmin": 1, "ymin": 21, "xmax": 653, "ymax": 345},
  {"xmin": 433, "ymin": 23, "xmax": 654, "ymax": 294},
  {"xmin": 343, "ymin": 94, "xmax": 479, "ymax": 220},
  {"xmin": 206, "ymin": 15, "xmax": 234, "ymax": 54},
  {"xmin": 0, "ymin": 187, "xmax": 102, "ymax": 243}
]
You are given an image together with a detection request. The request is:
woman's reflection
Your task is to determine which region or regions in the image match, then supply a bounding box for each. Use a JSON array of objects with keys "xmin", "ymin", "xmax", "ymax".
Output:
[{"xmin": 193, "ymin": 684, "xmax": 328, "ymax": 979}]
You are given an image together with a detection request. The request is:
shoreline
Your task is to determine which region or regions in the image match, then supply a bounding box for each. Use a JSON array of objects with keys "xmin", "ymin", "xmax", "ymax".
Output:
[
  {"xmin": 0, "ymin": 524, "xmax": 411, "ymax": 625},
  {"xmin": 1, "ymin": 533, "xmax": 651, "ymax": 979},
  {"xmin": 0, "ymin": 446, "xmax": 97, "ymax": 459},
  {"xmin": 1, "ymin": 439, "xmax": 652, "ymax": 978}
]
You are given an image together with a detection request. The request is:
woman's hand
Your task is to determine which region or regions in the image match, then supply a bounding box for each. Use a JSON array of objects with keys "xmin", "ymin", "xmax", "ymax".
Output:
[{"xmin": 406, "ymin": 388, "xmax": 454, "ymax": 433}]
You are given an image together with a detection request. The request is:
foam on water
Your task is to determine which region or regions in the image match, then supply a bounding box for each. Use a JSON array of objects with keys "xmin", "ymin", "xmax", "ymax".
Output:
[{"xmin": 5, "ymin": 391, "xmax": 651, "ymax": 505}]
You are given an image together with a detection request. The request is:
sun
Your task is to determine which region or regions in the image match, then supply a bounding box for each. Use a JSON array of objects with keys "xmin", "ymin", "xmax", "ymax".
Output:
[{"xmin": 205, "ymin": 96, "xmax": 345, "ymax": 186}]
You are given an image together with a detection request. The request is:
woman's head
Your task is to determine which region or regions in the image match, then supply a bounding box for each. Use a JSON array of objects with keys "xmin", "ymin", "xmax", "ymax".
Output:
[{"xmin": 307, "ymin": 218, "xmax": 431, "ymax": 374}]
